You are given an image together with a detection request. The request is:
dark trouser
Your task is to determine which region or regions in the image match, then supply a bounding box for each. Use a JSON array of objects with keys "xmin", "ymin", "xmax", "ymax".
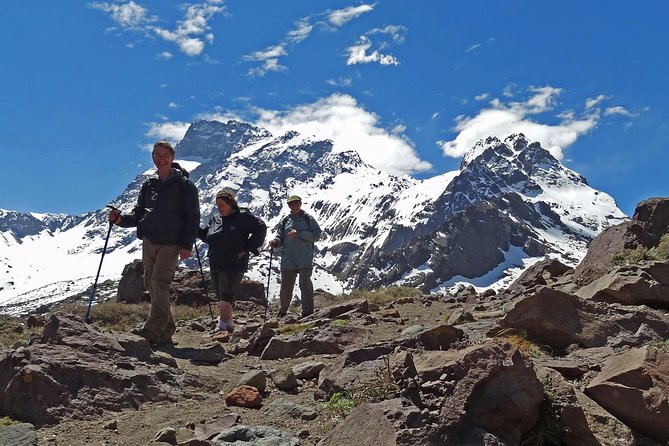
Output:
[
  {"xmin": 211, "ymin": 269, "xmax": 244, "ymax": 303},
  {"xmin": 279, "ymin": 268, "xmax": 314, "ymax": 316},
  {"xmin": 142, "ymin": 239, "xmax": 179, "ymax": 342}
]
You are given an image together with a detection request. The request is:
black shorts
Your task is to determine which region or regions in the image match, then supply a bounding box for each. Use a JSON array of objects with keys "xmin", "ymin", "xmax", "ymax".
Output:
[{"xmin": 211, "ymin": 269, "xmax": 244, "ymax": 303}]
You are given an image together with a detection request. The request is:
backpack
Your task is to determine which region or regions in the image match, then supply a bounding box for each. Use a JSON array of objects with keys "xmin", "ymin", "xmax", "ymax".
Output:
[{"xmin": 281, "ymin": 212, "xmax": 313, "ymax": 230}]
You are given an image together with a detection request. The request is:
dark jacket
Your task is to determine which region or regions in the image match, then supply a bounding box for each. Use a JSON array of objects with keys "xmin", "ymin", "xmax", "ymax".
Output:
[
  {"xmin": 199, "ymin": 209, "xmax": 267, "ymax": 272},
  {"xmin": 272, "ymin": 211, "xmax": 321, "ymax": 271},
  {"xmin": 119, "ymin": 168, "xmax": 200, "ymax": 249}
]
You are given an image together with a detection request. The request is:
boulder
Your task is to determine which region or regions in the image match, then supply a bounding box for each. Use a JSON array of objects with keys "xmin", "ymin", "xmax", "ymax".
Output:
[
  {"xmin": 504, "ymin": 257, "xmax": 573, "ymax": 297},
  {"xmin": 315, "ymin": 346, "xmax": 410, "ymax": 401},
  {"xmin": 0, "ymin": 313, "xmax": 208, "ymax": 426},
  {"xmin": 317, "ymin": 399, "xmax": 405, "ymax": 446},
  {"xmin": 260, "ymin": 325, "xmax": 372, "ymax": 360},
  {"xmin": 586, "ymin": 345, "xmax": 669, "ymax": 442},
  {"xmin": 534, "ymin": 366, "xmax": 635, "ymax": 446},
  {"xmin": 492, "ymin": 286, "xmax": 669, "ymax": 349},
  {"xmin": 116, "ymin": 259, "xmax": 148, "ymax": 303},
  {"xmin": 429, "ymin": 341, "xmax": 544, "ymax": 445},
  {"xmin": 574, "ymin": 197, "xmax": 669, "ymax": 286},
  {"xmin": 576, "ymin": 260, "xmax": 669, "ymax": 309}
]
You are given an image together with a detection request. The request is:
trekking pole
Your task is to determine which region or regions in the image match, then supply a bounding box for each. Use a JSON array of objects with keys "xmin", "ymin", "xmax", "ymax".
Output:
[
  {"xmin": 264, "ymin": 248, "xmax": 273, "ymax": 321},
  {"xmin": 85, "ymin": 209, "xmax": 115, "ymax": 323},
  {"xmin": 195, "ymin": 241, "xmax": 215, "ymax": 319}
]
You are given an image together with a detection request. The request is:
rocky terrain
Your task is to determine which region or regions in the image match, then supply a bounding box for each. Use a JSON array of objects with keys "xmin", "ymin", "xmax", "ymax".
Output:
[{"xmin": 0, "ymin": 197, "xmax": 667, "ymax": 446}]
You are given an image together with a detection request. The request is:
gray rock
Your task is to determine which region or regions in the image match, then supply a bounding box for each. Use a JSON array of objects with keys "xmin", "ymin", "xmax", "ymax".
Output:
[
  {"xmin": 291, "ymin": 361, "xmax": 327, "ymax": 380},
  {"xmin": 238, "ymin": 370, "xmax": 266, "ymax": 393},
  {"xmin": 211, "ymin": 425, "xmax": 299, "ymax": 446},
  {"xmin": 266, "ymin": 399, "xmax": 318, "ymax": 421},
  {"xmin": 0, "ymin": 423, "xmax": 37, "ymax": 446}
]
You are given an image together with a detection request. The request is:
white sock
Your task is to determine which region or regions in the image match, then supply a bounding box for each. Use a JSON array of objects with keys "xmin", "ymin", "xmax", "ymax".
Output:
[{"xmin": 218, "ymin": 319, "xmax": 227, "ymax": 331}]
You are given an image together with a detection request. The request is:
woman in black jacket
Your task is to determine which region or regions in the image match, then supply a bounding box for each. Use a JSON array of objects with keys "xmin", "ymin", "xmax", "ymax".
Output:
[{"xmin": 198, "ymin": 189, "xmax": 266, "ymax": 333}]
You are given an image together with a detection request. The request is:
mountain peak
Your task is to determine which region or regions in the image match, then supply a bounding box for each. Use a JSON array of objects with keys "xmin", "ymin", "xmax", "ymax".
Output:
[
  {"xmin": 176, "ymin": 119, "xmax": 272, "ymax": 160},
  {"xmin": 461, "ymin": 133, "xmax": 533, "ymax": 168}
]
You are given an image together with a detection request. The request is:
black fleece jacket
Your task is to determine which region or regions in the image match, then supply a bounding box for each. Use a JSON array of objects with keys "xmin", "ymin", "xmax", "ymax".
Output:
[
  {"xmin": 119, "ymin": 169, "xmax": 200, "ymax": 249},
  {"xmin": 198, "ymin": 209, "xmax": 267, "ymax": 272}
]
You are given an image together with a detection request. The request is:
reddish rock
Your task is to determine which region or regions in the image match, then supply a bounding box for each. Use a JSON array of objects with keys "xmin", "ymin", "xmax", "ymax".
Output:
[{"xmin": 225, "ymin": 385, "xmax": 263, "ymax": 409}]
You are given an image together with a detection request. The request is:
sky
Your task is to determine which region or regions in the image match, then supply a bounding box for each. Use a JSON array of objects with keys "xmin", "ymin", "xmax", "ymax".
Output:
[{"xmin": 1, "ymin": 1, "xmax": 668, "ymax": 217}]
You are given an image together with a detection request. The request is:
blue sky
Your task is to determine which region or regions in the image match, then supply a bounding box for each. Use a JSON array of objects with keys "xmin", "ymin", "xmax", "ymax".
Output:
[{"xmin": 2, "ymin": 1, "xmax": 667, "ymax": 216}]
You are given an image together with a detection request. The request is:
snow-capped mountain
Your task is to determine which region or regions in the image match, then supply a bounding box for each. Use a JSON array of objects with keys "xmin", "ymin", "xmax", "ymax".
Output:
[{"xmin": 0, "ymin": 120, "xmax": 627, "ymax": 315}]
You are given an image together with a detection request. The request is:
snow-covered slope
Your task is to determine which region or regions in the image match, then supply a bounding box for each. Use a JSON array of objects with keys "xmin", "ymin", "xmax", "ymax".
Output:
[{"xmin": 0, "ymin": 121, "xmax": 627, "ymax": 315}]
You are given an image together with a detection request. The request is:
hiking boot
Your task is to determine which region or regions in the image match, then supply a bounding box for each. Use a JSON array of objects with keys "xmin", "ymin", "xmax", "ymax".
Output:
[{"xmin": 131, "ymin": 328, "xmax": 158, "ymax": 343}]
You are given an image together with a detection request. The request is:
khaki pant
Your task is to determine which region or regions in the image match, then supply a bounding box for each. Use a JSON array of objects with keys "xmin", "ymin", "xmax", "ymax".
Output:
[
  {"xmin": 142, "ymin": 238, "xmax": 180, "ymax": 342},
  {"xmin": 279, "ymin": 268, "xmax": 314, "ymax": 317}
]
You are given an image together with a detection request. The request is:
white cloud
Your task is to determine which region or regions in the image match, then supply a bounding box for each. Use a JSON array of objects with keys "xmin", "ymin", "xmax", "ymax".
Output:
[
  {"xmin": 586, "ymin": 94, "xmax": 608, "ymax": 109},
  {"xmin": 325, "ymin": 77, "xmax": 353, "ymax": 87},
  {"xmin": 91, "ymin": 1, "xmax": 225, "ymax": 57},
  {"xmin": 367, "ymin": 25, "xmax": 407, "ymax": 43},
  {"xmin": 243, "ymin": 5, "xmax": 376, "ymax": 75},
  {"xmin": 287, "ymin": 19, "xmax": 313, "ymax": 44},
  {"xmin": 437, "ymin": 86, "xmax": 600, "ymax": 161},
  {"xmin": 604, "ymin": 106, "xmax": 635, "ymax": 117},
  {"xmin": 252, "ymin": 93, "xmax": 431, "ymax": 175},
  {"xmin": 346, "ymin": 36, "xmax": 399, "ymax": 66},
  {"xmin": 502, "ymin": 84, "xmax": 516, "ymax": 97},
  {"xmin": 157, "ymin": 51, "xmax": 173, "ymax": 60},
  {"xmin": 146, "ymin": 121, "xmax": 190, "ymax": 146},
  {"xmin": 168, "ymin": 102, "xmax": 178, "ymax": 109},
  {"xmin": 327, "ymin": 4, "xmax": 375, "ymax": 27},
  {"xmin": 475, "ymin": 93, "xmax": 489, "ymax": 101},
  {"xmin": 89, "ymin": 1, "xmax": 151, "ymax": 29},
  {"xmin": 465, "ymin": 43, "xmax": 481, "ymax": 53},
  {"xmin": 242, "ymin": 28, "xmax": 295, "ymax": 76}
]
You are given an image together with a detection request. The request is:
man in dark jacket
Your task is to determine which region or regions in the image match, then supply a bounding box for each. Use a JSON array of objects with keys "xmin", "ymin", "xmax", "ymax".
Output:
[
  {"xmin": 269, "ymin": 195, "xmax": 321, "ymax": 317},
  {"xmin": 199, "ymin": 189, "xmax": 266, "ymax": 332},
  {"xmin": 108, "ymin": 141, "xmax": 200, "ymax": 345}
]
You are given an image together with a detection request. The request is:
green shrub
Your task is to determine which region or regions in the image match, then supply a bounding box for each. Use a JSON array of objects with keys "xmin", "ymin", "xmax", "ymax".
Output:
[
  {"xmin": 654, "ymin": 233, "xmax": 669, "ymax": 259},
  {"xmin": 326, "ymin": 357, "xmax": 399, "ymax": 418},
  {"xmin": 330, "ymin": 319, "xmax": 349, "ymax": 327},
  {"xmin": 278, "ymin": 322, "xmax": 315, "ymax": 335},
  {"xmin": 327, "ymin": 384, "xmax": 397, "ymax": 418},
  {"xmin": 613, "ymin": 234, "xmax": 669, "ymax": 265}
]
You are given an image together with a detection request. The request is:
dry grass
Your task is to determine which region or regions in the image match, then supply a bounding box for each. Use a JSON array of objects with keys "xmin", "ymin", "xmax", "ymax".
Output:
[
  {"xmin": 50, "ymin": 301, "xmax": 210, "ymax": 332},
  {"xmin": 495, "ymin": 329, "xmax": 550, "ymax": 358},
  {"xmin": 0, "ymin": 315, "xmax": 30, "ymax": 350},
  {"xmin": 349, "ymin": 286, "xmax": 424, "ymax": 306}
]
